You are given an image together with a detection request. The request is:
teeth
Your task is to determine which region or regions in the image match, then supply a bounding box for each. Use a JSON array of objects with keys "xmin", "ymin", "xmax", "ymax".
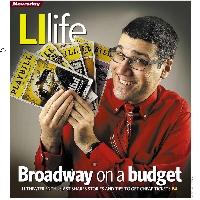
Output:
[{"xmin": 119, "ymin": 79, "xmax": 135, "ymax": 86}]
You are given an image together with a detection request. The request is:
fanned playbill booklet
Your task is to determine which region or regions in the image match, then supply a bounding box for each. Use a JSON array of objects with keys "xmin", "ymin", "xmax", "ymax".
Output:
[{"xmin": 10, "ymin": 32, "xmax": 110, "ymax": 111}]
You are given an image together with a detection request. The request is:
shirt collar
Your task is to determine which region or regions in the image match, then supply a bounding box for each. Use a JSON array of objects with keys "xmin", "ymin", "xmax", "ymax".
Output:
[
  {"xmin": 105, "ymin": 78, "xmax": 158, "ymax": 117},
  {"xmin": 135, "ymin": 89, "xmax": 158, "ymax": 117}
]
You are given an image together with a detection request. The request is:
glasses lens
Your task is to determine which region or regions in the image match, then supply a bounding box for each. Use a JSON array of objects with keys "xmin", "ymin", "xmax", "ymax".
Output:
[
  {"xmin": 110, "ymin": 49, "xmax": 123, "ymax": 63},
  {"xmin": 115, "ymin": 51, "xmax": 124, "ymax": 62},
  {"xmin": 110, "ymin": 47, "xmax": 157, "ymax": 71},
  {"xmin": 129, "ymin": 59, "xmax": 145, "ymax": 71},
  {"xmin": 125, "ymin": 56, "xmax": 147, "ymax": 70}
]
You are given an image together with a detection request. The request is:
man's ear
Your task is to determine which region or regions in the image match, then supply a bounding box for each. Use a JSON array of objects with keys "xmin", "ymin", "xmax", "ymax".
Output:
[{"xmin": 160, "ymin": 59, "xmax": 173, "ymax": 79}]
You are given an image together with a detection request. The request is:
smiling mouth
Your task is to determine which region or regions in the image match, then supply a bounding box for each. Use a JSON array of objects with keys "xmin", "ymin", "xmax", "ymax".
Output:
[{"xmin": 118, "ymin": 75, "xmax": 135, "ymax": 86}]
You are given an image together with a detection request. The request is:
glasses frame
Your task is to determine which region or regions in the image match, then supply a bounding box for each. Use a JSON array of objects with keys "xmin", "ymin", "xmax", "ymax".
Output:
[{"xmin": 109, "ymin": 47, "xmax": 162, "ymax": 71}]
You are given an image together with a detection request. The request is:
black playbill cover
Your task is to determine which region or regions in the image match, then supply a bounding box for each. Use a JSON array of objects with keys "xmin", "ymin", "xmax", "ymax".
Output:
[{"xmin": 10, "ymin": 0, "xmax": 191, "ymax": 198}]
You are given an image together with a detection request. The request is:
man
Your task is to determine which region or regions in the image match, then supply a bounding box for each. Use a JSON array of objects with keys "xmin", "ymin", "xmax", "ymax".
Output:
[{"xmin": 35, "ymin": 16, "xmax": 190, "ymax": 197}]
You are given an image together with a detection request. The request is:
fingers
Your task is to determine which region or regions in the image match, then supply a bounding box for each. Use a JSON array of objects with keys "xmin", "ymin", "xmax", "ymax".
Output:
[
  {"xmin": 68, "ymin": 116, "xmax": 78, "ymax": 127},
  {"xmin": 45, "ymin": 90, "xmax": 73, "ymax": 122},
  {"xmin": 51, "ymin": 95, "xmax": 74, "ymax": 126},
  {"xmin": 40, "ymin": 89, "xmax": 64, "ymax": 118},
  {"xmin": 39, "ymin": 89, "xmax": 94, "ymax": 132},
  {"xmin": 57, "ymin": 100, "xmax": 74, "ymax": 127},
  {"xmin": 71, "ymin": 109, "xmax": 83, "ymax": 123},
  {"xmin": 71, "ymin": 91, "xmax": 92, "ymax": 114},
  {"xmin": 73, "ymin": 101, "xmax": 88, "ymax": 117}
]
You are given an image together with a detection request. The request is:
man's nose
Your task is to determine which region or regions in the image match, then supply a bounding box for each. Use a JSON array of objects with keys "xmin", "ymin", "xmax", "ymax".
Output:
[{"xmin": 116, "ymin": 60, "xmax": 132, "ymax": 75}]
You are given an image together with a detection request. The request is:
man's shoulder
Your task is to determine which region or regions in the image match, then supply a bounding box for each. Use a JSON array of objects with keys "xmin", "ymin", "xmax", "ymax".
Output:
[{"xmin": 157, "ymin": 85, "xmax": 190, "ymax": 113}]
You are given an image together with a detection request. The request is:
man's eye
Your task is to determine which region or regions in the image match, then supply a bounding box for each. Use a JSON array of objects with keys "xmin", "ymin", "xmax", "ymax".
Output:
[
  {"xmin": 138, "ymin": 58, "xmax": 149, "ymax": 66},
  {"xmin": 116, "ymin": 51, "xmax": 123, "ymax": 56}
]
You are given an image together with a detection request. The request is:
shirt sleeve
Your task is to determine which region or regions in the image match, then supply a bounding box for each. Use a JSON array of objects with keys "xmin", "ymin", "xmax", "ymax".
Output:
[
  {"xmin": 35, "ymin": 123, "xmax": 74, "ymax": 172},
  {"xmin": 34, "ymin": 140, "xmax": 63, "ymax": 171}
]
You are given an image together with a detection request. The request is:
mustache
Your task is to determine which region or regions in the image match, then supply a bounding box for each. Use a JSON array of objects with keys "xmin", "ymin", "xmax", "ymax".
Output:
[{"xmin": 114, "ymin": 73, "xmax": 137, "ymax": 82}]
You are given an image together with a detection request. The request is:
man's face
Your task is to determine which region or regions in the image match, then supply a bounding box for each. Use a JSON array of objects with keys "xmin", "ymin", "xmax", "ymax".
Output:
[{"xmin": 110, "ymin": 33, "xmax": 164, "ymax": 104}]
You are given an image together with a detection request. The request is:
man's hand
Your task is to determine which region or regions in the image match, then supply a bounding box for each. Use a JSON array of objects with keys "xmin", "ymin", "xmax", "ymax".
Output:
[
  {"xmin": 39, "ymin": 89, "xmax": 74, "ymax": 154},
  {"xmin": 68, "ymin": 92, "xmax": 99, "ymax": 154}
]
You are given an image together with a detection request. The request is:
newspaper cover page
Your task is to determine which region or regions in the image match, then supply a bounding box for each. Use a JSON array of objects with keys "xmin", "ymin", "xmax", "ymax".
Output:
[{"xmin": 10, "ymin": 1, "xmax": 191, "ymax": 198}]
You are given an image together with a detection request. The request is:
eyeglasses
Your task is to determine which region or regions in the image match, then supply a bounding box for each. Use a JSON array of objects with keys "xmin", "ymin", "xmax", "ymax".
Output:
[{"xmin": 109, "ymin": 47, "xmax": 161, "ymax": 71}]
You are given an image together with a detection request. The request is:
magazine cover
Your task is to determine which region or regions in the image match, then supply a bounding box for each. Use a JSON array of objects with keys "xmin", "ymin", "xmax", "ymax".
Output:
[{"xmin": 10, "ymin": 1, "xmax": 191, "ymax": 198}]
